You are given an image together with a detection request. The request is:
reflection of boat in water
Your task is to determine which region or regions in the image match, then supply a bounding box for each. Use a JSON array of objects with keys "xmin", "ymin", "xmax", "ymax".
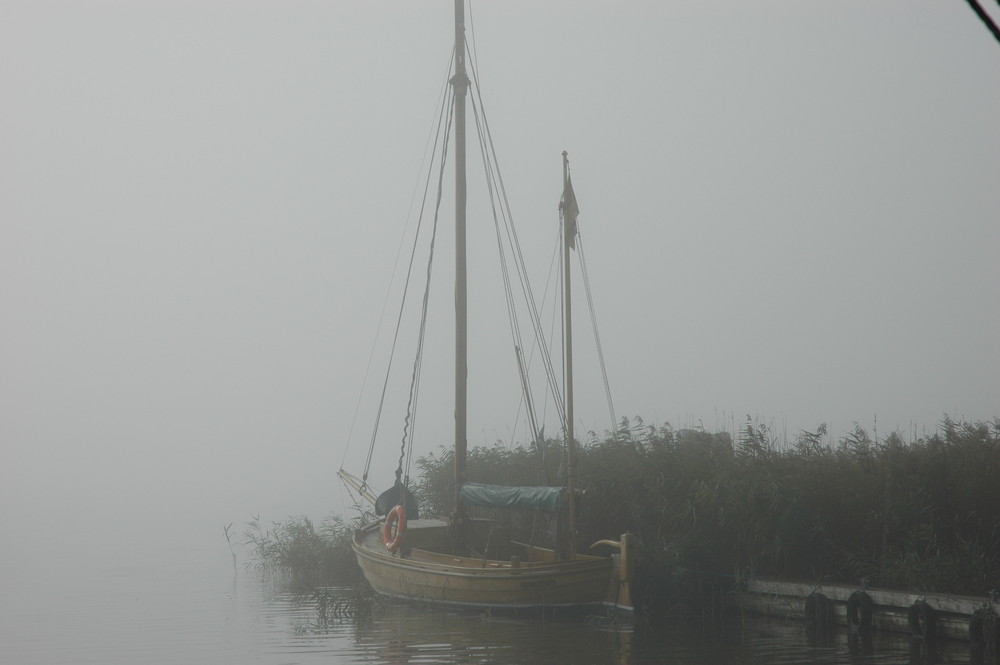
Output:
[
  {"xmin": 287, "ymin": 587, "xmax": 976, "ymax": 665},
  {"xmin": 338, "ymin": 0, "xmax": 633, "ymax": 614},
  {"xmin": 345, "ymin": 598, "xmax": 634, "ymax": 665}
]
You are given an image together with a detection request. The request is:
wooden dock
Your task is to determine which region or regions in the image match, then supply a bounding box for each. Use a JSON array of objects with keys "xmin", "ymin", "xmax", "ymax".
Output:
[{"xmin": 731, "ymin": 578, "xmax": 999, "ymax": 647}]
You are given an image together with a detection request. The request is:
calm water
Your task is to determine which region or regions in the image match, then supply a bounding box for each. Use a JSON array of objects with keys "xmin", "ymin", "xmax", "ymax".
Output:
[{"xmin": 0, "ymin": 527, "xmax": 978, "ymax": 664}]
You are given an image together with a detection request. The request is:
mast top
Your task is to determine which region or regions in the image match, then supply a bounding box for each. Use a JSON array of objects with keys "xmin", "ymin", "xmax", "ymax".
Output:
[{"xmin": 451, "ymin": 0, "xmax": 469, "ymax": 93}]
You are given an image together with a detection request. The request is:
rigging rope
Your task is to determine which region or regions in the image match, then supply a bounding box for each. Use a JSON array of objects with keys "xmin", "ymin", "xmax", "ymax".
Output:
[
  {"xmin": 471, "ymin": 96, "xmax": 556, "ymax": 448},
  {"xmin": 349, "ymin": 14, "xmax": 619, "ymax": 496},
  {"xmin": 398, "ymin": 90, "xmax": 456, "ymax": 485},
  {"xmin": 576, "ymin": 233, "xmax": 618, "ymax": 436},
  {"xmin": 340, "ymin": 54, "xmax": 456, "ymax": 477},
  {"xmin": 361, "ymin": 61, "xmax": 456, "ymax": 486},
  {"xmin": 468, "ymin": 3, "xmax": 543, "ymax": 455},
  {"xmin": 557, "ymin": 167, "xmax": 619, "ymax": 442},
  {"xmin": 468, "ymin": 81, "xmax": 534, "ymax": 441},
  {"xmin": 533, "ymin": 222, "xmax": 566, "ymax": 439},
  {"xmin": 964, "ymin": 0, "xmax": 1000, "ymax": 44},
  {"xmin": 466, "ymin": 42, "xmax": 567, "ymax": 430}
]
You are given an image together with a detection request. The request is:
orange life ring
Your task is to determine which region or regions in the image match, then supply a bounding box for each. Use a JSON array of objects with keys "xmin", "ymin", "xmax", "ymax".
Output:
[{"xmin": 382, "ymin": 503, "xmax": 407, "ymax": 553}]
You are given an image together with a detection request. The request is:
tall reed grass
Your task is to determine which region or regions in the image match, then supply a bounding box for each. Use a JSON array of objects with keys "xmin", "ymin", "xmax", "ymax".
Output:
[
  {"xmin": 416, "ymin": 416, "xmax": 1000, "ymax": 616},
  {"xmin": 246, "ymin": 416, "xmax": 998, "ymax": 617},
  {"xmin": 243, "ymin": 513, "xmax": 367, "ymax": 587}
]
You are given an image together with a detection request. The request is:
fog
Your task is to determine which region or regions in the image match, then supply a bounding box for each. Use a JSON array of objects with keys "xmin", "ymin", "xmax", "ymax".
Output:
[{"xmin": 2, "ymin": 1, "xmax": 998, "ymax": 562}]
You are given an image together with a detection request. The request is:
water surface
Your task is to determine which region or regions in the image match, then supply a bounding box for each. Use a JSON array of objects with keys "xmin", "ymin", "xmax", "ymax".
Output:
[{"xmin": 0, "ymin": 527, "xmax": 977, "ymax": 664}]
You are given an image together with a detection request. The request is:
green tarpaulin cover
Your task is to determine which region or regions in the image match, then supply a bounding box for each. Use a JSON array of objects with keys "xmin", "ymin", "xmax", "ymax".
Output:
[{"xmin": 459, "ymin": 482, "xmax": 565, "ymax": 512}]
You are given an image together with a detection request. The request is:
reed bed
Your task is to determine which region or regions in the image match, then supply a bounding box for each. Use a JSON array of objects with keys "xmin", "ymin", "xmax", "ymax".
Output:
[
  {"xmin": 243, "ymin": 513, "xmax": 367, "ymax": 587},
  {"xmin": 247, "ymin": 416, "xmax": 998, "ymax": 618},
  {"xmin": 416, "ymin": 416, "xmax": 1000, "ymax": 617}
]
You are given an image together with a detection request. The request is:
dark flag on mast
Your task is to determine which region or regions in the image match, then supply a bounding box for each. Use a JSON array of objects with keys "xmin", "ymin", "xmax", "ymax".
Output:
[{"xmin": 561, "ymin": 176, "xmax": 580, "ymax": 250}]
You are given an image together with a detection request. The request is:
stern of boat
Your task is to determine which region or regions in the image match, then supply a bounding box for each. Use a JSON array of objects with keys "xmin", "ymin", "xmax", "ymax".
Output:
[{"xmin": 592, "ymin": 533, "xmax": 636, "ymax": 613}]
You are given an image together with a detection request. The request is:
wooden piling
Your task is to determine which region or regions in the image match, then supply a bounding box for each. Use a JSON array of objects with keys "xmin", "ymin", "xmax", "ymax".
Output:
[{"xmin": 731, "ymin": 578, "xmax": 999, "ymax": 643}]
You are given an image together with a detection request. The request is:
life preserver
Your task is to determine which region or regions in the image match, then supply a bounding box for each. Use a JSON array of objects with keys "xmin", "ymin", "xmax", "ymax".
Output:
[
  {"xmin": 383, "ymin": 503, "xmax": 407, "ymax": 553},
  {"xmin": 969, "ymin": 607, "xmax": 999, "ymax": 652},
  {"xmin": 805, "ymin": 592, "xmax": 832, "ymax": 630},
  {"xmin": 847, "ymin": 590, "xmax": 874, "ymax": 636},
  {"xmin": 970, "ymin": 611, "xmax": 986, "ymax": 647},
  {"xmin": 908, "ymin": 600, "xmax": 936, "ymax": 641}
]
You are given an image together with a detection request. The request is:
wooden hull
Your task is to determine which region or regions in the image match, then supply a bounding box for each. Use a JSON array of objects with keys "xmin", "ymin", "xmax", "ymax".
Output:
[{"xmin": 353, "ymin": 519, "xmax": 631, "ymax": 612}]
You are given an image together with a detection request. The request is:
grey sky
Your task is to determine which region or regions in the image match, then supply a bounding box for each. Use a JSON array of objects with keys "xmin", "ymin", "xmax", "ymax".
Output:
[{"xmin": 2, "ymin": 1, "xmax": 997, "ymax": 529}]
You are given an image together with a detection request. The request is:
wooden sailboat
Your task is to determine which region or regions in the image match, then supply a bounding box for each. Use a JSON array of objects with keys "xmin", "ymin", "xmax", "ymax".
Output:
[{"xmin": 339, "ymin": 0, "xmax": 633, "ymax": 614}]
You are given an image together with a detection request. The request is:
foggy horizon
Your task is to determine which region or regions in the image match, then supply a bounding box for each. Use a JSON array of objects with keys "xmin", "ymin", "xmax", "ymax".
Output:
[{"xmin": 2, "ymin": 1, "xmax": 998, "ymax": 534}]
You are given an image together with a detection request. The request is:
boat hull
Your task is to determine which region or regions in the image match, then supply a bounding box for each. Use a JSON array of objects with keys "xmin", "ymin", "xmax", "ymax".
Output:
[{"xmin": 353, "ymin": 519, "xmax": 630, "ymax": 611}]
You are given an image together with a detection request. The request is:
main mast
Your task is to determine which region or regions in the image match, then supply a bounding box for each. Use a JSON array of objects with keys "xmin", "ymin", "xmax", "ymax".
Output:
[{"xmin": 452, "ymin": 0, "xmax": 469, "ymax": 519}]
